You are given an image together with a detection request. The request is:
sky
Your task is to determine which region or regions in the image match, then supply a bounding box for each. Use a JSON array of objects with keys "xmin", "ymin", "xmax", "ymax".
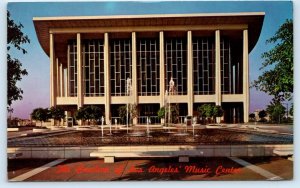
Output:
[{"xmin": 6, "ymin": 1, "xmax": 293, "ymax": 119}]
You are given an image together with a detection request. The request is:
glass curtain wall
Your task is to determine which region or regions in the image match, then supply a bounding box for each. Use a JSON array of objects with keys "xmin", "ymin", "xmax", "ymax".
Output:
[
  {"xmin": 110, "ymin": 39, "xmax": 132, "ymax": 96},
  {"xmin": 193, "ymin": 37, "xmax": 215, "ymax": 95},
  {"xmin": 137, "ymin": 39, "xmax": 160, "ymax": 96},
  {"xmin": 69, "ymin": 41, "xmax": 77, "ymax": 97},
  {"xmin": 165, "ymin": 38, "xmax": 187, "ymax": 95},
  {"xmin": 221, "ymin": 38, "xmax": 242, "ymax": 94},
  {"xmin": 83, "ymin": 40, "xmax": 105, "ymax": 97}
]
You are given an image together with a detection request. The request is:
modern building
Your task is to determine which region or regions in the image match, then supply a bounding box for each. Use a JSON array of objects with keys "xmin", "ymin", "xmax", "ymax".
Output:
[{"xmin": 33, "ymin": 12, "xmax": 264, "ymax": 124}]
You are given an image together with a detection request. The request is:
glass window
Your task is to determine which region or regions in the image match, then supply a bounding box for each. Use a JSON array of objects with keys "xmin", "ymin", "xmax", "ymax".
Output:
[
  {"xmin": 137, "ymin": 38, "xmax": 159, "ymax": 96},
  {"xmin": 110, "ymin": 39, "xmax": 132, "ymax": 96},
  {"xmin": 192, "ymin": 37, "xmax": 215, "ymax": 95},
  {"xmin": 165, "ymin": 38, "xmax": 187, "ymax": 95}
]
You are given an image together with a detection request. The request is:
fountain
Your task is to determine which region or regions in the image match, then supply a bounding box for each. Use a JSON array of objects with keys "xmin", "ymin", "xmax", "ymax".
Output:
[
  {"xmin": 185, "ymin": 117, "xmax": 188, "ymax": 133},
  {"xmin": 192, "ymin": 116, "xmax": 199, "ymax": 137},
  {"xmin": 100, "ymin": 116, "xmax": 105, "ymax": 138},
  {"xmin": 146, "ymin": 116, "xmax": 152, "ymax": 138},
  {"xmin": 174, "ymin": 116, "xmax": 189, "ymax": 136},
  {"xmin": 107, "ymin": 120, "xmax": 113, "ymax": 136},
  {"xmin": 164, "ymin": 78, "xmax": 176, "ymax": 134},
  {"xmin": 113, "ymin": 118, "xmax": 119, "ymax": 133},
  {"xmin": 169, "ymin": 77, "xmax": 174, "ymax": 126},
  {"xmin": 126, "ymin": 77, "xmax": 132, "ymax": 134}
]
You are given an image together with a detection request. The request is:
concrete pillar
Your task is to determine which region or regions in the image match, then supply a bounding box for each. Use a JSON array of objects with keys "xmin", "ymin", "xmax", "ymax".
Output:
[
  {"xmin": 77, "ymin": 33, "xmax": 83, "ymax": 126},
  {"xmin": 132, "ymin": 32, "xmax": 138, "ymax": 125},
  {"xmin": 243, "ymin": 29, "xmax": 249, "ymax": 123},
  {"xmin": 77, "ymin": 33, "xmax": 83, "ymax": 108},
  {"xmin": 67, "ymin": 45, "xmax": 70, "ymax": 97},
  {"xmin": 159, "ymin": 31, "xmax": 165, "ymax": 124},
  {"xmin": 215, "ymin": 30, "xmax": 221, "ymax": 123},
  {"xmin": 187, "ymin": 31, "xmax": 193, "ymax": 116},
  {"xmin": 215, "ymin": 30, "xmax": 221, "ymax": 105},
  {"xmin": 61, "ymin": 65, "xmax": 65, "ymax": 97},
  {"xmin": 104, "ymin": 33, "xmax": 111, "ymax": 124},
  {"xmin": 50, "ymin": 33, "xmax": 57, "ymax": 107},
  {"xmin": 56, "ymin": 58, "xmax": 60, "ymax": 97}
]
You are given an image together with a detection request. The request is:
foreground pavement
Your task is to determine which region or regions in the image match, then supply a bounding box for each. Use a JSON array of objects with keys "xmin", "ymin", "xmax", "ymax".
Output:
[{"xmin": 8, "ymin": 157, "xmax": 293, "ymax": 181}]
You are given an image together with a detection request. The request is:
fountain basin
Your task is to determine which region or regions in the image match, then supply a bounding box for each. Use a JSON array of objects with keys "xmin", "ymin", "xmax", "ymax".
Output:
[{"xmin": 8, "ymin": 129, "xmax": 292, "ymax": 147}]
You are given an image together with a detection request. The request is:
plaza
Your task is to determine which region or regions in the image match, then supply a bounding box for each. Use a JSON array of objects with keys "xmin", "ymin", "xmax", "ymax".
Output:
[
  {"xmin": 7, "ymin": 123, "xmax": 293, "ymax": 181},
  {"xmin": 33, "ymin": 12, "xmax": 265, "ymax": 125}
]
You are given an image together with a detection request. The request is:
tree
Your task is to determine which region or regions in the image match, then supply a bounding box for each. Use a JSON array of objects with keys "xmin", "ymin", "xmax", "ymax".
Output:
[
  {"xmin": 75, "ymin": 107, "xmax": 88, "ymax": 123},
  {"xmin": 31, "ymin": 108, "xmax": 51, "ymax": 126},
  {"xmin": 252, "ymin": 19, "xmax": 293, "ymax": 101},
  {"xmin": 212, "ymin": 105, "xmax": 224, "ymax": 123},
  {"xmin": 89, "ymin": 106, "xmax": 103, "ymax": 124},
  {"xmin": 50, "ymin": 106, "xmax": 65, "ymax": 126},
  {"xmin": 75, "ymin": 106, "xmax": 103, "ymax": 125},
  {"xmin": 266, "ymin": 100, "xmax": 286, "ymax": 123},
  {"xmin": 7, "ymin": 10, "xmax": 30, "ymax": 108},
  {"xmin": 117, "ymin": 104, "xmax": 138, "ymax": 125},
  {"xmin": 249, "ymin": 113, "xmax": 256, "ymax": 121},
  {"xmin": 157, "ymin": 107, "xmax": 166, "ymax": 119},
  {"xmin": 258, "ymin": 110, "xmax": 267, "ymax": 121},
  {"xmin": 129, "ymin": 103, "xmax": 138, "ymax": 120},
  {"xmin": 197, "ymin": 104, "xmax": 214, "ymax": 123}
]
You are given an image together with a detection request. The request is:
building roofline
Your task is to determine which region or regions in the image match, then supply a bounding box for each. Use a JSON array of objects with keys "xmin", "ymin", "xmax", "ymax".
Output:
[
  {"xmin": 33, "ymin": 12, "xmax": 265, "ymax": 58},
  {"xmin": 33, "ymin": 12, "xmax": 265, "ymax": 21}
]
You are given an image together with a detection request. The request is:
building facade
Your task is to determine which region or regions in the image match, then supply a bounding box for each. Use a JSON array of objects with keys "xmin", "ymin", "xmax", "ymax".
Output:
[{"xmin": 33, "ymin": 12, "xmax": 264, "ymax": 124}]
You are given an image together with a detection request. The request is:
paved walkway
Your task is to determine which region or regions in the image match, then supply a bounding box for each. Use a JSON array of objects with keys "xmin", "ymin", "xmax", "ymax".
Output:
[
  {"xmin": 7, "ymin": 157, "xmax": 292, "ymax": 181},
  {"xmin": 229, "ymin": 157, "xmax": 283, "ymax": 180}
]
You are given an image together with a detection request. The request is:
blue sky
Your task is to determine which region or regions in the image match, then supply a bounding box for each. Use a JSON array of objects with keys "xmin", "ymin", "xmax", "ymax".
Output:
[{"xmin": 7, "ymin": 1, "xmax": 293, "ymax": 119}]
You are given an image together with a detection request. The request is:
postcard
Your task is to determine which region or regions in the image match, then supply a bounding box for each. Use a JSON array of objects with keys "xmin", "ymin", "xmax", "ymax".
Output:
[{"xmin": 6, "ymin": 1, "xmax": 293, "ymax": 181}]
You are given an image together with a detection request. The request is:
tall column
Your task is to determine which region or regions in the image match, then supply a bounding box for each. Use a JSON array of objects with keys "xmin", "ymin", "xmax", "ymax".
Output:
[
  {"xmin": 215, "ymin": 30, "xmax": 222, "ymax": 123},
  {"xmin": 159, "ymin": 31, "xmax": 165, "ymax": 108},
  {"xmin": 56, "ymin": 58, "xmax": 60, "ymax": 97},
  {"xmin": 132, "ymin": 32, "xmax": 138, "ymax": 125},
  {"xmin": 215, "ymin": 30, "xmax": 221, "ymax": 106},
  {"xmin": 67, "ymin": 45, "xmax": 70, "ymax": 97},
  {"xmin": 50, "ymin": 33, "xmax": 57, "ymax": 107},
  {"xmin": 104, "ymin": 33, "xmax": 111, "ymax": 124},
  {"xmin": 187, "ymin": 31, "xmax": 194, "ymax": 116},
  {"xmin": 77, "ymin": 33, "xmax": 83, "ymax": 108},
  {"xmin": 243, "ymin": 29, "xmax": 249, "ymax": 123},
  {"xmin": 60, "ymin": 63, "xmax": 64, "ymax": 97}
]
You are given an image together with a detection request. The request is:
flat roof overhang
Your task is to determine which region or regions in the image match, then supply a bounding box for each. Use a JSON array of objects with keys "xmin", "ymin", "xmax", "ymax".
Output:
[{"xmin": 33, "ymin": 12, "xmax": 265, "ymax": 57}]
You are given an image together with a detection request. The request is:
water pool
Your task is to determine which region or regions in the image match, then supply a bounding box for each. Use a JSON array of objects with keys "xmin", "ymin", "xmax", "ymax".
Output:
[{"xmin": 7, "ymin": 129, "xmax": 293, "ymax": 147}]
